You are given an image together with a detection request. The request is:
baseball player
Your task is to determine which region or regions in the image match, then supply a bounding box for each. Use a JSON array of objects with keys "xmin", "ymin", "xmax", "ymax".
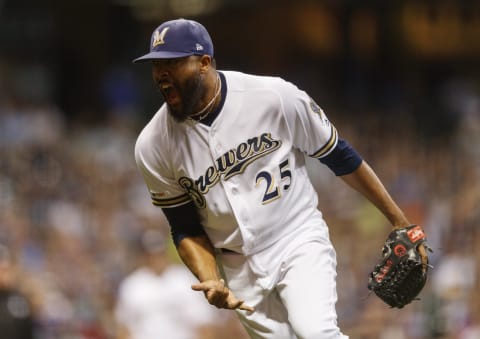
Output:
[
  {"xmin": 114, "ymin": 229, "xmax": 224, "ymax": 339},
  {"xmin": 133, "ymin": 18, "xmax": 417, "ymax": 339}
]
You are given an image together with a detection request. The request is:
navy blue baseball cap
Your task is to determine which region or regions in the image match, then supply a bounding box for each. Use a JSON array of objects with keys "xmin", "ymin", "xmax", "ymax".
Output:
[{"xmin": 133, "ymin": 18, "xmax": 214, "ymax": 63}]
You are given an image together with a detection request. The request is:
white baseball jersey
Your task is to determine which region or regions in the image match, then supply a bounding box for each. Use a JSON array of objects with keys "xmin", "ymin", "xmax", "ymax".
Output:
[{"xmin": 135, "ymin": 70, "xmax": 338, "ymax": 255}]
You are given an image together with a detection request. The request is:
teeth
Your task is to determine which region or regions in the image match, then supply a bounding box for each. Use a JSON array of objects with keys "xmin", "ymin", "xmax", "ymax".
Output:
[{"xmin": 161, "ymin": 84, "xmax": 171, "ymax": 90}]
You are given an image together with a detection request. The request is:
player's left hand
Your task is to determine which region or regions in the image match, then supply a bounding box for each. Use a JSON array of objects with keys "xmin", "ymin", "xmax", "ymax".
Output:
[
  {"xmin": 192, "ymin": 279, "xmax": 255, "ymax": 313},
  {"xmin": 368, "ymin": 224, "xmax": 431, "ymax": 308}
]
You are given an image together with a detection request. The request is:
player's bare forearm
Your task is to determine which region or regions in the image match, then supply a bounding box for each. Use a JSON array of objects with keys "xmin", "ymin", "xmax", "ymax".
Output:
[
  {"xmin": 178, "ymin": 235, "xmax": 255, "ymax": 312},
  {"xmin": 340, "ymin": 160, "xmax": 410, "ymax": 229},
  {"xmin": 177, "ymin": 235, "xmax": 220, "ymax": 282}
]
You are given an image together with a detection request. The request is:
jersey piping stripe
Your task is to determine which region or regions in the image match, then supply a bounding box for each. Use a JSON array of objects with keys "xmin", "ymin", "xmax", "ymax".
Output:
[
  {"xmin": 309, "ymin": 124, "xmax": 338, "ymax": 158},
  {"xmin": 151, "ymin": 193, "xmax": 191, "ymax": 207}
]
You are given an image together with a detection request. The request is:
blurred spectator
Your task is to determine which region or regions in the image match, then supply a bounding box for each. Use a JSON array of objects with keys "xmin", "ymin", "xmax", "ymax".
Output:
[
  {"xmin": 0, "ymin": 244, "xmax": 36, "ymax": 339},
  {"xmin": 114, "ymin": 229, "xmax": 233, "ymax": 339}
]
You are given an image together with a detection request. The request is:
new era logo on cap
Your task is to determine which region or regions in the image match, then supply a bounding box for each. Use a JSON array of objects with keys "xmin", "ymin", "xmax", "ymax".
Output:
[{"xmin": 133, "ymin": 18, "xmax": 214, "ymax": 63}]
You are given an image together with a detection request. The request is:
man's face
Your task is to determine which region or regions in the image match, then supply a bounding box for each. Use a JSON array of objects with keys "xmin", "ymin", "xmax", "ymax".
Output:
[{"xmin": 152, "ymin": 56, "xmax": 207, "ymax": 122}]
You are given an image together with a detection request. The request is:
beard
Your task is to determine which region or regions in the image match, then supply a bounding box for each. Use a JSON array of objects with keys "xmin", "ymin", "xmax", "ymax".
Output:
[{"xmin": 167, "ymin": 73, "xmax": 207, "ymax": 123}]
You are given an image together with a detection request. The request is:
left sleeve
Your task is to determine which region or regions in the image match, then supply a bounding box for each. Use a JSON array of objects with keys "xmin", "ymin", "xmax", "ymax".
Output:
[
  {"xmin": 277, "ymin": 79, "xmax": 338, "ymax": 159},
  {"xmin": 319, "ymin": 138, "xmax": 363, "ymax": 176}
]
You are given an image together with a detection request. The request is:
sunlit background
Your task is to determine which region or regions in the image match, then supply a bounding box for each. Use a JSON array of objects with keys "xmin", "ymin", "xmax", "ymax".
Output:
[{"xmin": 1, "ymin": 1, "xmax": 479, "ymax": 338}]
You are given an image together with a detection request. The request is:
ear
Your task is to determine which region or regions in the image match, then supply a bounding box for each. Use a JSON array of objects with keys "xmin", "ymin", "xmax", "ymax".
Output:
[{"xmin": 199, "ymin": 55, "xmax": 212, "ymax": 74}]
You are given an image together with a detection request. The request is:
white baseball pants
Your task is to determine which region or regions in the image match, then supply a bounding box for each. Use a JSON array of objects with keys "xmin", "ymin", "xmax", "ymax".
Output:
[{"xmin": 217, "ymin": 229, "xmax": 348, "ymax": 339}]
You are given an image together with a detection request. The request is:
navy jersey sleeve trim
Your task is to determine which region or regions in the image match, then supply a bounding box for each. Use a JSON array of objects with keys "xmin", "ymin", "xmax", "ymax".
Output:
[
  {"xmin": 161, "ymin": 201, "xmax": 207, "ymax": 247},
  {"xmin": 319, "ymin": 138, "xmax": 363, "ymax": 176}
]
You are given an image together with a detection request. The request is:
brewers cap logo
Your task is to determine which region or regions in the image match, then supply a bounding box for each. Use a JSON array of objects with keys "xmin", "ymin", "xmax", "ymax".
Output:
[{"xmin": 152, "ymin": 27, "xmax": 169, "ymax": 48}]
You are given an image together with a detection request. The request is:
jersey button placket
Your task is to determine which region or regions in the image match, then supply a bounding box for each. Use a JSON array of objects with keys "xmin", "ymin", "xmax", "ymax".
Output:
[{"xmin": 209, "ymin": 129, "xmax": 222, "ymax": 155}]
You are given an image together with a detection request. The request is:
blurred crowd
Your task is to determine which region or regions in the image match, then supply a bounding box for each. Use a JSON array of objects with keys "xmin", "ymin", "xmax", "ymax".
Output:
[{"xmin": 0, "ymin": 56, "xmax": 479, "ymax": 339}]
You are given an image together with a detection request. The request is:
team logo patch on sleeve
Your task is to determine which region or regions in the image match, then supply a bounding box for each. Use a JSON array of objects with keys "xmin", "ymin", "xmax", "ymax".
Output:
[
  {"xmin": 309, "ymin": 99, "xmax": 322, "ymax": 115},
  {"xmin": 308, "ymin": 98, "xmax": 330, "ymax": 126}
]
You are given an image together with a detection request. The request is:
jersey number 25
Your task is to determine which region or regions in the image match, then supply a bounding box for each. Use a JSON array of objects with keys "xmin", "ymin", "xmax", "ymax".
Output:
[{"xmin": 255, "ymin": 159, "xmax": 291, "ymax": 204}]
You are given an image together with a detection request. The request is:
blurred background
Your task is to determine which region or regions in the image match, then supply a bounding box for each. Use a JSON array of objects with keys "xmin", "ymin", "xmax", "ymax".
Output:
[{"xmin": 0, "ymin": 0, "xmax": 479, "ymax": 338}]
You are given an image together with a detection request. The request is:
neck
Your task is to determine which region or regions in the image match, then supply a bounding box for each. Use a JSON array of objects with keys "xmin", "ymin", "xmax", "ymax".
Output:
[{"xmin": 190, "ymin": 71, "xmax": 220, "ymax": 121}]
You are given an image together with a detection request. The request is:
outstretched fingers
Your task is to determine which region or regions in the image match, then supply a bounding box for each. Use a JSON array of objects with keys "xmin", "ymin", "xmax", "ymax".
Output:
[
  {"xmin": 236, "ymin": 302, "xmax": 255, "ymax": 313},
  {"xmin": 192, "ymin": 279, "xmax": 255, "ymax": 313}
]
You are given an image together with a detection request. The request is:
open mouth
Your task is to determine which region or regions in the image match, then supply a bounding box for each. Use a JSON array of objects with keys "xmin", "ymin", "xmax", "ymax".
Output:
[{"xmin": 160, "ymin": 83, "xmax": 180, "ymax": 106}]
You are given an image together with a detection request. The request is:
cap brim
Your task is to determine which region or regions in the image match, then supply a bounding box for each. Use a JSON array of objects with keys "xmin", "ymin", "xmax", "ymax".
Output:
[{"xmin": 132, "ymin": 51, "xmax": 195, "ymax": 63}]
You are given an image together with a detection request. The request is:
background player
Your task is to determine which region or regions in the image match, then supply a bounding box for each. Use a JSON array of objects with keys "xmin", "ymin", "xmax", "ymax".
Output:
[
  {"xmin": 133, "ymin": 18, "xmax": 427, "ymax": 338},
  {"xmin": 114, "ymin": 228, "xmax": 232, "ymax": 339}
]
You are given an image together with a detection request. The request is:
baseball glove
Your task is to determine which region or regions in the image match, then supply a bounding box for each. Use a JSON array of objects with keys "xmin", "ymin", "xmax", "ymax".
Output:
[{"xmin": 368, "ymin": 224, "xmax": 430, "ymax": 308}]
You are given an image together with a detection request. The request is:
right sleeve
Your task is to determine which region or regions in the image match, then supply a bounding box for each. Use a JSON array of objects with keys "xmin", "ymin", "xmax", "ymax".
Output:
[
  {"xmin": 162, "ymin": 201, "xmax": 207, "ymax": 247},
  {"xmin": 134, "ymin": 131, "xmax": 192, "ymax": 208}
]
